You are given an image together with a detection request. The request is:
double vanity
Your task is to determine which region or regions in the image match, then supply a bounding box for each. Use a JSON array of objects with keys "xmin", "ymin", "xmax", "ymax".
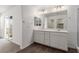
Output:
[
  {"xmin": 33, "ymin": 29, "xmax": 68, "ymax": 51},
  {"xmin": 33, "ymin": 7, "xmax": 68, "ymax": 51}
]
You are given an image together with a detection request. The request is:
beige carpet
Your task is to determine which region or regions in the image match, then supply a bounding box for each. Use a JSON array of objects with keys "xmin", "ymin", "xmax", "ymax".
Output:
[{"xmin": 0, "ymin": 39, "xmax": 20, "ymax": 53}]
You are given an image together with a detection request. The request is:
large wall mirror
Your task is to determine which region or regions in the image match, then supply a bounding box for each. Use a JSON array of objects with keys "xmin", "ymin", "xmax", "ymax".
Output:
[
  {"xmin": 45, "ymin": 10, "xmax": 67, "ymax": 30},
  {"xmin": 56, "ymin": 18, "xmax": 64, "ymax": 29},
  {"xmin": 47, "ymin": 19, "xmax": 55, "ymax": 29}
]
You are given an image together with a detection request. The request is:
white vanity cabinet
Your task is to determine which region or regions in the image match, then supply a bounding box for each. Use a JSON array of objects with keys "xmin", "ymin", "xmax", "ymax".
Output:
[
  {"xmin": 50, "ymin": 32, "xmax": 68, "ymax": 51},
  {"xmin": 34, "ymin": 30, "xmax": 44, "ymax": 44},
  {"xmin": 33, "ymin": 29, "xmax": 68, "ymax": 51},
  {"xmin": 34, "ymin": 30, "xmax": 50, "ymax": 46}
]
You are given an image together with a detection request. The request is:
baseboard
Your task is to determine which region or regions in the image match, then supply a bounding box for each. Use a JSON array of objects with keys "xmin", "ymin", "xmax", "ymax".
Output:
[
  {"xmin": 20, "ymin": 42, "xmax": 34, "ymax": 49},
  {"xmin": 17, "ymin": 42, "xmax": 34, "ymax": 52},
  {"xmin": 20, "ymin": 42, "xmax": 34, "ymax": 50}
]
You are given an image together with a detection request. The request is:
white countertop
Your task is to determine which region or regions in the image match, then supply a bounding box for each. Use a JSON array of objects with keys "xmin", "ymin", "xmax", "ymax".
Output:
[{"xmin": 33, "ymin": 28, "xmax": 68, "ymax": 33}]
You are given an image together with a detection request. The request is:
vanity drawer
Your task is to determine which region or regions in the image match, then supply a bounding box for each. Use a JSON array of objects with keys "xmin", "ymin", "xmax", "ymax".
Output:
[{"xmin": 52, "ymin": 32, "xmax": 67, "ymax": 37}]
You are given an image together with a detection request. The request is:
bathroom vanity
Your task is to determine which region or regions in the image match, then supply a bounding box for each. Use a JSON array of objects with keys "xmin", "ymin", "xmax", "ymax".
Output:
[
  {"xmin": 33, "ymin": 6, "xmax": 69, "ymax": 51},
  {"xmin": 33, "ymin": 29, "xmax": 68, "ymax": 51}
]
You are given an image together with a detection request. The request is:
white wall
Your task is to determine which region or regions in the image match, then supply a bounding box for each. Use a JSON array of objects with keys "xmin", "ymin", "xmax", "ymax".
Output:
[
  {"xmin": 67, "ymin": 6, "xmax": 79, "ymax": 48},
  {"xmin": 0, "ymin": 6, "xmax": 22, "ymax": 47},
  {"xmin": 22, "ymin": 6, "xmax": 35, "ymax": 48},
  {"xmin": 76, "ymin": 7, "xmax": 79, "ymax": 48},
  {"xmin": 77, "ymin": 8, "xmax": 79, "ymax": 47},
  {"xmin": 0, "ymin": 15, "xmax": 5, "ymax": 38},
  {"xmin": 0, "ymin": 15, "xmax": 2, "ymax": 38}
]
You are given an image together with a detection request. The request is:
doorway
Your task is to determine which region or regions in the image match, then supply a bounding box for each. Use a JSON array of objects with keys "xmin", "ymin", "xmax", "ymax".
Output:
[{"xmin": 4, "ymin": 16, "xmax": 13, "ymax": 40}]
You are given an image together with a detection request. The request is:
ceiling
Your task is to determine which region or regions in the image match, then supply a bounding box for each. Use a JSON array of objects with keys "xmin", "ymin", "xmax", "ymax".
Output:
[
  {"xmin": 0, "ymin": 5, "xmax": 66, "ymax": 14},
  {"xmin": 0, "ymin": 5, "xmax": 14, "ymax": 14},
  {"xmin": 34, "ymin": 5, "xmax": 57, "ymax": 11},
  {"xmin": 0, "ymin": 5, "xmax": 56, "ymax": 14}
]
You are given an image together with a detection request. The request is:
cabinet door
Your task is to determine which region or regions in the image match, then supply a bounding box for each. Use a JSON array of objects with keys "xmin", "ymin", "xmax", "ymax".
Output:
[
  {"xmin": 44, "ymin": 32, "xmax": 50, "ymax": 46},
  {"xmin": 50, "ymin": 32, "xmax": 56, "ymax": 47},
  {"xmin": 50, "ymin": 32, "xmax": 68, "ymax": 51},
  {"xmin": 34, "ymin": 31, "xmax": 44, "ymax": 44},
  {"xmin": 34, "ymin": 31, "xmax": 39, "ymax": 42}
]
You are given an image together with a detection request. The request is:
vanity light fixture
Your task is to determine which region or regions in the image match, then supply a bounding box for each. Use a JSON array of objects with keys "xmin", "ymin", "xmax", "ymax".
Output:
[{"xmin": 52, "ymin": 5, "xmax": 66, "ymax": 12}]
